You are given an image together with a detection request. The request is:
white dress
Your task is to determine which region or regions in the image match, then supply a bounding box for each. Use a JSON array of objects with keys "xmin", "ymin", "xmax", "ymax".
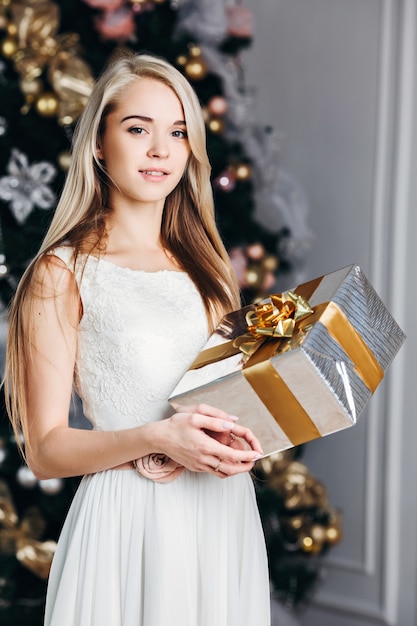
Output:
[{"xmin": 44, "ymin": 249, "xmax": 271, "ymax": 626}]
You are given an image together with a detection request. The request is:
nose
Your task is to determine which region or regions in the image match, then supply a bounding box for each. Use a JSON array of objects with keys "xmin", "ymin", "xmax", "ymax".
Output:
[{"xmin": 147, "ymin": 132, "xmax": 169, "ymax": 159}]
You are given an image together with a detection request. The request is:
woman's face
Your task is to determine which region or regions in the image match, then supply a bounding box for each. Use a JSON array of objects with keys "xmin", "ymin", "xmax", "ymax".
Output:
[{"xmin": 97, "ymin": 77, "xmax": 191, "ymax": 212}]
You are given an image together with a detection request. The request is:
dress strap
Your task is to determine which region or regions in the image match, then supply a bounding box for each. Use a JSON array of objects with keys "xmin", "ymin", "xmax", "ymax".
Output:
[{"xmin": 48, "ymin": 246, "xmax": 75, "ymax": 270}]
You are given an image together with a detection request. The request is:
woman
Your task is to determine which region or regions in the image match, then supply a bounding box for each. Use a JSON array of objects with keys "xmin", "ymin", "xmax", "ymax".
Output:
[{"xmin": 5, "ymin": 52, "xmax": 271, "ymax": 626}]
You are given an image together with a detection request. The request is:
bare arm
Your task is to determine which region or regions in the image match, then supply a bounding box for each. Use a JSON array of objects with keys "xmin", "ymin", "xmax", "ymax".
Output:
[
  {"xmin": 25, "ymin": 257, "xmax": 262, "ymax": 480},
  {"xmin": 24, "ymin": 256, "xmax": 160, "ymax": 479}
]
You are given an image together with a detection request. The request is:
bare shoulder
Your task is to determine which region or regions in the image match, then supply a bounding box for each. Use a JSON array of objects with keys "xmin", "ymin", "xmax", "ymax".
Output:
[
  {"xmin": 32, "ymin": 252, "xmax": 78, "ymax": 300},
  {"xmin": 25, "ymin": 253, "xmax": 82, "ymax": 327}
]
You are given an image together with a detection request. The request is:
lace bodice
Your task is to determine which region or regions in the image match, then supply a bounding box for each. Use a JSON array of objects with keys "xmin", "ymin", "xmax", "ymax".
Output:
[{"xmin": 54, "ymin": 248, "xmax": 209, "ymax": 432}]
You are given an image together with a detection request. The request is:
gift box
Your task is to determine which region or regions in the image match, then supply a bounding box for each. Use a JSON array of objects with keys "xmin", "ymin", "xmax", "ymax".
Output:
[{"xmin": 170, "ymin": 265, "xmax": 406, "ymax": 457}]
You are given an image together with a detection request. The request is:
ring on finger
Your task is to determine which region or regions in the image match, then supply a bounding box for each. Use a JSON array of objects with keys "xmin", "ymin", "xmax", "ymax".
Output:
[
  {"xmin": 214, "ymin": 459, "xmax": 222, "ymax": 472},
  {"xmin": 229, "ymin": 433, "xmax": 236, "ymax": 444}
]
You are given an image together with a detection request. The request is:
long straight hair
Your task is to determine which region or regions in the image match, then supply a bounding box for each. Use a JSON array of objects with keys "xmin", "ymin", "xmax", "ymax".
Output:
[{"xmin": 5, "ymin": 51, "xmax": 240, "ymax": 449}]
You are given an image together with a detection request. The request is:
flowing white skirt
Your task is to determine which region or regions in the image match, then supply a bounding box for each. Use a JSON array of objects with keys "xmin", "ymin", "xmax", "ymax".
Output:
[{"xmin": 44, "ymin": 469, "xmax": 271, "ymax": 626}]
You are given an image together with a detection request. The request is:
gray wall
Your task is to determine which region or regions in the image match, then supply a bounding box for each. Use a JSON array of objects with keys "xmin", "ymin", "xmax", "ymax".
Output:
[{"xmin": 244, "ymin": 1, "xmax": 417, "ymax": 624}]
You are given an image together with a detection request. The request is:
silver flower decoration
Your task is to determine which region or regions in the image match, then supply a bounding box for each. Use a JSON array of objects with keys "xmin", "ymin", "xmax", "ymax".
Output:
[{"xmin": 0, "ymin": 149, "xmax": 56, "ymax": 223}]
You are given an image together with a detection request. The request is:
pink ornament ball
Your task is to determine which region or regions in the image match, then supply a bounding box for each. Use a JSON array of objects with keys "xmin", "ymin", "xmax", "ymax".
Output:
[
  {"xmin": 95, "ymin": 6, "xmax": 136, "ymax": 42},
  {"xmin": 247, "ymin": 243, "xmax": 265, "ymax": 261},
  {"xmin": 207, "ymin": 96, "xmax": 228, "ymax": 117},
  {"xmin": 214, "ymin": 171, "xmax": 236, "ymax": 192}
]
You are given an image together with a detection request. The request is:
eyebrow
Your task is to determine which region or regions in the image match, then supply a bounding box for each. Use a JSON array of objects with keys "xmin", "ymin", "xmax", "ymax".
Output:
[{"xmin": 120, "ymin": 115, "xmax": 186, "ymax": 126}]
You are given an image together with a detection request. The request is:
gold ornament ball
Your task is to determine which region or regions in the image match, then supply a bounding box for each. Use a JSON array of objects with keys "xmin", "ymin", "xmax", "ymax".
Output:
[
  {"xmin": 263, "ymin": 254, "xmax": 279, "ymax": 273},
  {"xmin": 20, "ymin": 77, "xmax": 43, "ymax": 99},
  {"xmin": 7, "ymin": 22, "xmax": 17, "ymax": 37},
  {"xmin": 301, "ymin": 535, "xmax": 314, "ymax": 553},
  {"xmin": 235, "ymin": 163, "xmax": 252, "ymax": 181},
  {"xmin": 188, "ymin": 44, "xmax": 201, "ymax": 57},
  {"xmin": 1, "ymin": 36, "xmax": 18, "ymax": 58},
  {"xmin": 176, "ymin": 54, "xmax": 187, "ymax": 66},
  {"xmin": 57, "ymin": 151, "xmax": 72, "ymax": 171},
  {"xmin": 310, "ymin": 523, "xmax": 327, "ymax": 545},
  {"xmin": 35, "ymin": 92, "xmax": 59, "ymax": 117},
  {"xmin": 326, "ymin": 524, "xmax": 342, "ymax": 545},
  {"xmin": 246, "ymin": 265, "xmax": 263, "ymax": 290},
  {"xmin": 282, "ymin": 515, "xmax": 305, "ymax": 542},
  {"xmin": 208, "ymin": 117, "xmax": 225, "ymax": 134},
  {"xmin": 59, "ymin": 114, "xmax": 75, "ymax": 127},
  {"xmin": 301, "ymin": 532, "xmax": 323, "ymax": 555},
  {"xmin": 185, "ymin": 58, "xmax": 207, "ymax": 81},
  {"xmin": 288, "ymin": 515, "xmax": 304, "ymax": 530}
]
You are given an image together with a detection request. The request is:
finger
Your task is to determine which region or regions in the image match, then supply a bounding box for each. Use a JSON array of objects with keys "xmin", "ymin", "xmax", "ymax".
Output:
[
  {"xmin": 200, "ymin": 410, "xmax": 262, "ymax": 456},
  {"xmin": 229, "ymin": 435, "xmax": 247, "ymax": 451},
  {"xmin": 206, "ymin": 455, "xmax": 228, "ymax": 477},
  {"xmin": 211, "ymin": 443, "xmax": 261, "ymax": 465},
  {"xmin": 212, "ymin": 458, "xmax": 256, "ymax": 478},
  {"xmin": 198, "ymin": 415, "xmax": 241, "ymax": 435},
  {"xmin": 205, "ymin": 430, "xmax": 230, "ymax": 445},
  {"xmin": 197, "ymin": 419, "xmax": 262, "ymax": 462},
  {"xmin": 208, "ymin": 457, "xmax": 246, "ymax": 478},
  {"xmin": 226, "ymin": 423, "xmax": 263, "ymax": 455},
  {"xmin": 208, "ymin": 430, "xmax": 247, "ymax": 451},
  {"xmin": 175, "ymin": 403, "xmax": 239, "ymax": 424},
  {"xmin": 206, "ymin": 419, "xmax": 263, "ymax": 456}
]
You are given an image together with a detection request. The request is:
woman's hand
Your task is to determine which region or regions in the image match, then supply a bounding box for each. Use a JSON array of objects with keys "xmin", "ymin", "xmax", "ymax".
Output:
[{"xmin": 154, "ymin": 403, "xmax": 263, "ymax": 478}]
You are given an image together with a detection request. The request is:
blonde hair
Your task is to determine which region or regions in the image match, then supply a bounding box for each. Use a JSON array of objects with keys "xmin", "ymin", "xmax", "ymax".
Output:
[{"xmin": 5, "ymin": 51, "xmax": 240, "ymax": 449}]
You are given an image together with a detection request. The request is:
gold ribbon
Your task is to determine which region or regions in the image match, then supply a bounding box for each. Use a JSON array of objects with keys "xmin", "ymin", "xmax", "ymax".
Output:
[
  {"xmin": 48, "ymin": 43, "xmax": 94, "ymax": 125},
  {"xmin": 240, "ymin": 338, "xmax": 322, "ymax": 445},
  {"xmin": 10, "ymin": 0, "xmax": 60, "ymax": 80},
  {"xmin": 188, "ymin": 337, "xmax": 242, "ymax": 370},
  {"xmin": 190, "ymin": 280, "xmax": 384, "ymax": 446},
  {"xmin": 319, "ymin": 301, "xmax": 383, "ymax": 393}
]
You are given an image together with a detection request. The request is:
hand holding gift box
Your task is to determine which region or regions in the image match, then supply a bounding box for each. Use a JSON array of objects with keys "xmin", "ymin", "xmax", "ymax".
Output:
[{"xmin": 170, "ymin": 264, "xmax": 406, "ymax": 458}]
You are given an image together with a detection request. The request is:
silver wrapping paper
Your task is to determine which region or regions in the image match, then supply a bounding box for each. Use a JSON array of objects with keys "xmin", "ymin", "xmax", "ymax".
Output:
[{"xmin": 170, "ymin": 265, "xmax": 406, "ymax": 457}]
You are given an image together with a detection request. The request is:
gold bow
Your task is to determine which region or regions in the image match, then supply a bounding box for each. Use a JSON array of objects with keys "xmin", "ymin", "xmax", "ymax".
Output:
[
  {"xmin": 5, "ymin": 0, "xmax": 94, "ymax": 124},
  {"xmin": 0, "ymin": 479, "xmax": 56, "ymax": 579},
  {"xmin": 235, "ymin": 291, "xmax": 314, "ymax": 359},
  {"xmin": 247, "ymin": 291, "xmax": 314, "ymax": 336},
  {"xmin": 11, "ymin": 0, "xmax": 60, "ymax": 80}
]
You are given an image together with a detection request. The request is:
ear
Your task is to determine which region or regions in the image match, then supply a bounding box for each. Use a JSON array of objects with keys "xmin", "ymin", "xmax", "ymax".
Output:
[{"xmin": 96, "ymin": 139, "xmax": 104, "ymax": 161}]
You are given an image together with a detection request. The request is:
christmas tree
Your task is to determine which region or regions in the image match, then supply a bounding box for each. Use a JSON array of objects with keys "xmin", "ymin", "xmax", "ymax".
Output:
[{"xmin": 0, "ymin": 1, "xmax": 341, "ymax": 623}]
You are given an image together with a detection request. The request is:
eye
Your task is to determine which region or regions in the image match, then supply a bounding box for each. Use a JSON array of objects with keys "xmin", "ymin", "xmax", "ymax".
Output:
[
  {"xmin": 172, "ymin": 129, "xmax": 188, "ymax": 139},
  {"xmin": 128, "ymin": 126, "xmax": 147, "ymax": 135}
]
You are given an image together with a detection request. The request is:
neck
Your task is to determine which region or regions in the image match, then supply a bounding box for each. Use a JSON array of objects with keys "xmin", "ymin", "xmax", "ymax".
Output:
[
  {"xmin": 106, "ymin": 202, "xmax": 164, "ymax": 251},
  {"xmin": 100, "ymin": 203, "xmax": 178, "ymax": 272}
]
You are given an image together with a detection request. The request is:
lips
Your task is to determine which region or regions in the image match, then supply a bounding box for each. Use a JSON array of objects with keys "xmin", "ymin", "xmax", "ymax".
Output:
[{"xmin": 139, "ymin": 169, "xmax": 169, "ymax": 177}]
